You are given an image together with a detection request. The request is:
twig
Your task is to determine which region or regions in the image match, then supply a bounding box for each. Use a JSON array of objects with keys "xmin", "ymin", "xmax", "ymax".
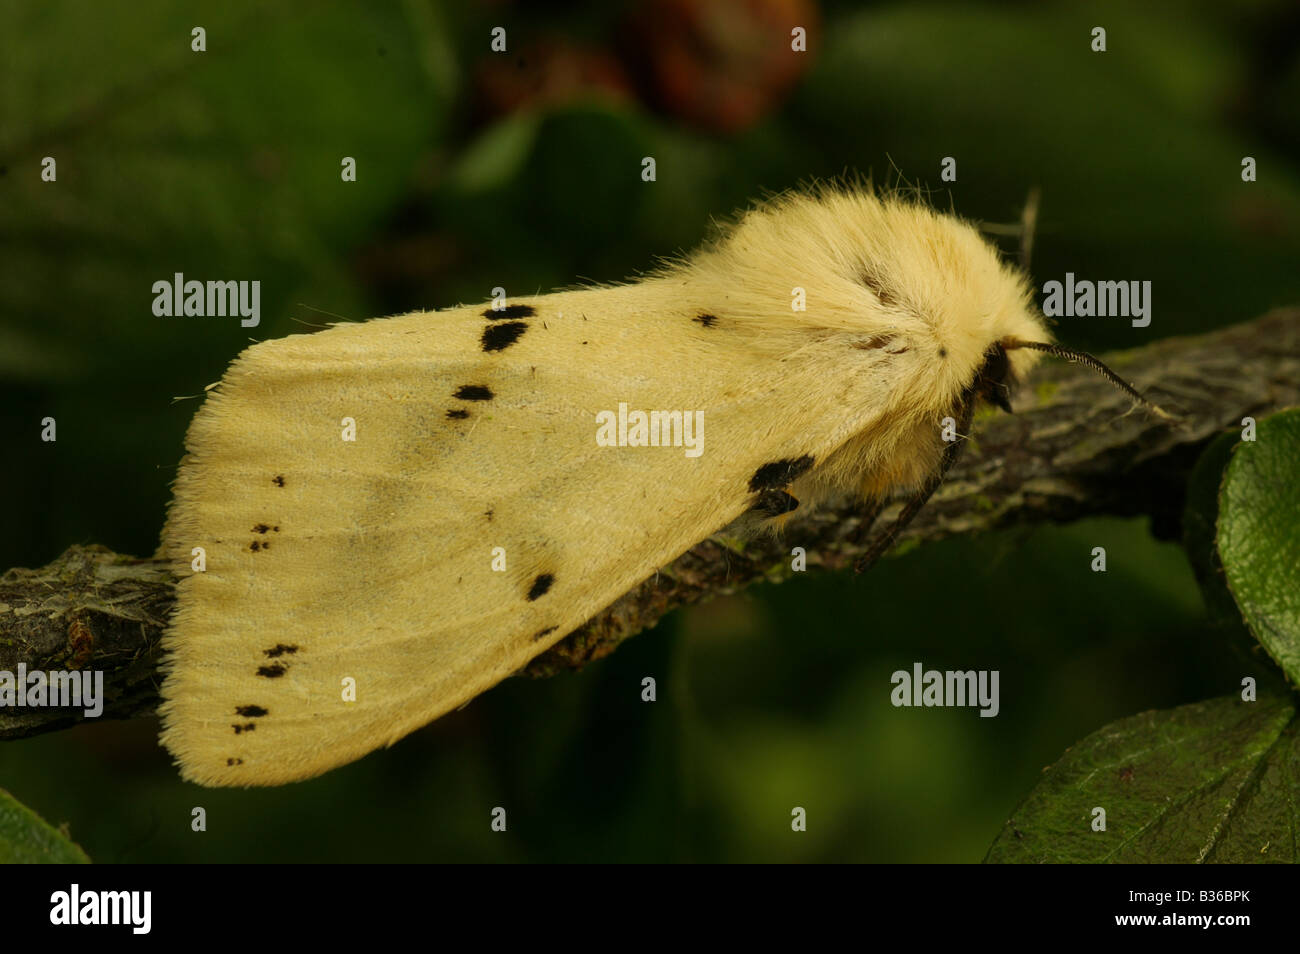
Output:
[{"xmin": 2, "ymin": 308, "xmax": 1297, "ymax": 738}]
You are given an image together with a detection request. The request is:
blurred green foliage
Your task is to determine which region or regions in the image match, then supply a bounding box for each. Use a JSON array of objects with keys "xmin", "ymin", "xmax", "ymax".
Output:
[{"xmin": 1, "ymin": 0, "xmax": 1297, "ymax": 861}]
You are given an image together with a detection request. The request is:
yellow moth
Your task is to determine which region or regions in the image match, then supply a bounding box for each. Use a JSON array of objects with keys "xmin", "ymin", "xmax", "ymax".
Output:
[{"xmin": 159, "ymin": 184, "xmax": 1166, "ymax": 786}]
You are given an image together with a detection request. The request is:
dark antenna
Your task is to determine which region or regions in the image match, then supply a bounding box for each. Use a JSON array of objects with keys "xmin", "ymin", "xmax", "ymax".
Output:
[{"xmin": 1005, "ymin": 339, "xmax": 1174, "ymax": 421}]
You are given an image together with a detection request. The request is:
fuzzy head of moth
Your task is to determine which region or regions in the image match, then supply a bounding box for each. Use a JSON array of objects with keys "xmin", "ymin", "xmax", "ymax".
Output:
[{"xmin": 158, "ymin": 184, "xmax": 1170, "ymax": 786}]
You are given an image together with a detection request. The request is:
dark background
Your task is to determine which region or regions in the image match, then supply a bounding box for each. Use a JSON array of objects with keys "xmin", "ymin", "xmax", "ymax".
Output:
[{"xmin": 2, "ymin": 0, "xmax": 1298, "ymax": 861}]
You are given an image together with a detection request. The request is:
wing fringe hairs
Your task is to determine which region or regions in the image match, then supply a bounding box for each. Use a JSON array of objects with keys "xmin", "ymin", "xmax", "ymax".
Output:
[{"xmin": 159, "ymin": 183, "xmax": 1161, "ymax": 786}]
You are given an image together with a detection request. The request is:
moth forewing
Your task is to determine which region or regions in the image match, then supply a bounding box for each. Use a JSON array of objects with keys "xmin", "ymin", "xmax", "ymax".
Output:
[{"xmin": 160, "ymin": 271, "xmax": 918, "ymax": 785}]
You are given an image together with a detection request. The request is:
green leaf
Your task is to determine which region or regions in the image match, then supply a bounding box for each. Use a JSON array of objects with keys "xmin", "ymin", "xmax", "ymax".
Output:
[
  {"xmin": 1218, "ymin": 408, "xmax": 1300, "ymax": 683},
  {"xmin": 986, "ymin": 695, "xmax": 1299, "ymax": 863},
  {"xmin": 0, "ymin": 788, "xmax": 91, "ymax": 863},
  {"xmin": 1183, "ymin": 430, "xmax": 1269, "ymax": 665},
  {"xmin": 449, "ymin": 111, "xmax": 544, "ymax": 193}
]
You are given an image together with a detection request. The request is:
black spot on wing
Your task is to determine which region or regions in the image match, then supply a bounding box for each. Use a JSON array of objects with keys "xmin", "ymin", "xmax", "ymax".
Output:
[
  {"xmin": 232, "ymin": 722, "xmax": 256, "ymax": 734},
  {"xmin": 483, "ymin": 304, "xmax": 535, "ymax": 320},
  {"xmin": 446, "ymin": 409, "xmax": 470, "ymax": 420},
  {"xmin": 694, "ymin": 313, "xmax": 719, "ymax": 327},
  {"xmin": 748, "ymin": 456, "xmax": 815, "ymax": 492},
  {"xmin": 454, "ymin": 384, "xmax": 494, "ymax": 401},
  {"xmin": 264, "ymin": 644, "xmax": 298, "ymax": 657},
  {"xmin": 526, "ymin": 573, "xmax": 554, "ymax": 601},
  {"xmin": 482, "ymin": 321, "xmax": 528, "ymax": 352},
  {"xmin": 236, "ymin": 705, "xmax": 268, "ymax": 718},
  {"xmin": 272, "ymin": 475, "xmax": 285, "ymax": 487},
  {"xmin": 533, "ymin": 625, "xmax": 558, "ymax": 642},
  {"xmin": 257, "ymin": 663, "xmax": 288, "ymax": 678},
  {"xmin": 226, "ymin": 758, "xmax": 243, "ymax": 766},
  {"xmin": 751, "ymin": 489, "xmax": 800, "ymax": 517}
]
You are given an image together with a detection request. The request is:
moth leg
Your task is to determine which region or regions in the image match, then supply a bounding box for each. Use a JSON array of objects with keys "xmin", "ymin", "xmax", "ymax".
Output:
[
  {"xmin": 845, "ymin": 496, "xmax": 884, "ymax": 547},
  {"xmin": 852, "ymin": 482, "xmax": 940, "ymax": 573},
  {"xmin": 751, "ymin": 489, "xmax": 799, "ymax": 518},
  {"xmin": 854, "ymin": 389, "xmax": 976, "ymax": 574}
]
